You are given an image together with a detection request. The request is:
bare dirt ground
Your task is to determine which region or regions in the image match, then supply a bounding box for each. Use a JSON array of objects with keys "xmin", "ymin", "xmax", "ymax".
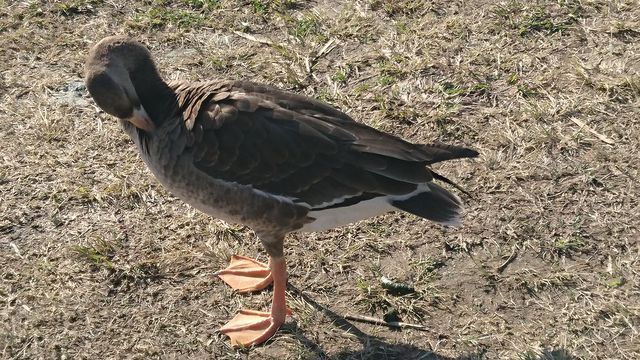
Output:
[{"xmin": 1, "ymin": 0, "xmax": 639, "ymax": 359}]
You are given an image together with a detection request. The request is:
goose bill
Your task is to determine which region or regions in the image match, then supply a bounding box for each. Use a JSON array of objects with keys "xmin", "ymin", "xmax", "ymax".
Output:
[{"xmin": 127, "ymin": 106, "xmax": 155, "ymax": 132}]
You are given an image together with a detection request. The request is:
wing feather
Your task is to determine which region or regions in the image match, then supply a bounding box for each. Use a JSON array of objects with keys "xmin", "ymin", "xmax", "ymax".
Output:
[{"xmin": 170, "ymin": 80, "xmax": 476, "ymax": 209}]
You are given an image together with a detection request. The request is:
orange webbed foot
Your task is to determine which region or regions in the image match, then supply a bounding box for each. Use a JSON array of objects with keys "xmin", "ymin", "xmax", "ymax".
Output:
[
  {"xmin": 219, "ymin": 309, "xmax": 286, "ymax": 347},
  {"xmin": 215, "ymin": 255, "xmax": 273, "ymax": 293},
  {"xmin": 218, "ymin": 256, "xmax": 290, "ymax": 347}
]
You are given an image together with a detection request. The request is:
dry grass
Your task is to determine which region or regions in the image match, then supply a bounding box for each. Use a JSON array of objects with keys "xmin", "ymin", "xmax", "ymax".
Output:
[{"xmin": 1, "ymin": 0, "xmax": 639, "ymax": 359}]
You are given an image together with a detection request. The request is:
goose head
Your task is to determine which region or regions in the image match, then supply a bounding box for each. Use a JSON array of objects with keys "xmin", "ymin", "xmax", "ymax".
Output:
[{"xmin": 85, "ymin": 36, "xmax": 158, "ymax": 132}]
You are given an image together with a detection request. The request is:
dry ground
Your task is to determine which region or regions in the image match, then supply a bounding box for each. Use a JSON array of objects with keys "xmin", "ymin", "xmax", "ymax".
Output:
[{"xmin": 1, "ymin": 0, "xmax": 639, "ymax": 359}]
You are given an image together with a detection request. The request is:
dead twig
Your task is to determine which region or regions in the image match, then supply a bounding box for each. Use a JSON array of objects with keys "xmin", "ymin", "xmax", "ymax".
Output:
[
  {"xmin": 497, "ymin": 246, "xmax": 517, "ymax": 273},
  {"xmin": 305, "ymin": 38, "xmax": 339, "ymax": 77},
  {"xmin": 233, "ymin": 31, "xmax": 276, "ymax": 46},
  {"xmin": 316, "ymin": 38, "xmax": 337, "ymax": 59},
  {"xmin": 571, "ymin": 118, "xmax": 615, "ymax": 145},
  {"xmin": 344, "ymin": 314, "xmax": 428, "ymax": 331}
]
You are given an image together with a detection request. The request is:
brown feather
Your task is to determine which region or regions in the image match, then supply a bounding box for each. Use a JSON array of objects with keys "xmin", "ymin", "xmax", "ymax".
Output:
[{"xmin": 166, "ymin": 79, "xmax": 474, "ymax": 208}]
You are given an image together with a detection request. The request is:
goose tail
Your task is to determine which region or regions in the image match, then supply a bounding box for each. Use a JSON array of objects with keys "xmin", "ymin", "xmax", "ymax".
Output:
[{"xmin": 391, "ymin": 183, "xmax": 463, "ymax": 226}]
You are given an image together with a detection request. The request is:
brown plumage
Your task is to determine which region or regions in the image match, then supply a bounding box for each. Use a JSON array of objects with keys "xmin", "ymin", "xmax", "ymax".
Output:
[{"xmin": 84, "ymin": 36, "xmax": 478, "ymax": 347}]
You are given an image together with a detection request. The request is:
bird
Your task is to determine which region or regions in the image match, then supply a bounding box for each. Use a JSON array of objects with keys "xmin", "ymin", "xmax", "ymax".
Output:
[{"xmin": 84, "ymin": 35, "xmax": 478, "ymax": 347}]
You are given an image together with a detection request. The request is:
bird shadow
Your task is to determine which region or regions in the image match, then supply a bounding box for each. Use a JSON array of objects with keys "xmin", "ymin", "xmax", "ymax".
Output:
[
  {"xmin": 280, "ymin": 285, "xmax": 573, "ymax": 360},
  {"xmin": 281, "ymin": 285, "xmax": 474, "ymax": 360}
]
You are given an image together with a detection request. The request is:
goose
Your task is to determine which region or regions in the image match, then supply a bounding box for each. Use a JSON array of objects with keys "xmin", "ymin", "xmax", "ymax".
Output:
[{"xmin": 84, "ymin": 36, "xmax": 478, "ymax": 347}]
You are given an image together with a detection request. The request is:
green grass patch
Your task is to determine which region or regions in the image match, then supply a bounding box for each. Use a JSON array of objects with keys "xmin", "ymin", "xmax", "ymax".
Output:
[
  {"xmin": 74, "ymin": 240, "xmax": 115, "ymax": 270},
  {"xmin": 552, "ymin": 236, "xmax": 585, "ymax": 255},
  {"xmin": 288, "ymin": 14, "xmax": 321, "ymax": 40},
  {"xmin": 332, "ymin": 69, "xmax": 347, "ymax": 83},
  {"xmin": 53, "ymin": 0, "xmax": 103, "ymax": 16},
  {"xmin": 492, "ymin": 2, "xmax": 581, "ymax": 37},
  {"xmin": 248, "ymin": 0, "xmax": 301, "ymax": 14},
  {"xmin": 249, "ymin": 0, "xmax": 267, "ymax": 14},
  {"xmin": 518, "ymin": 8, "xmax": 571, "ymax": 36},
  {"xmin": 180, "ymin": 0, "xmax": 219, "ymax": 10},
  {"xmin": 370, "ymin": 0, "xmax": 429, "ymax": 17},
  {"xmin": 410, "ymin": 257, "xmax": 444, "ymax": 283},
  {"xmin": 130, "ymin": 6, "xmax": 205, "ymax": 30},
  {"xmin": 441, "ymin": 82, "xmax": 465, "ymax": 97},
  {"xmin": 606, "ymin": 277, "xmax": 626, "ymax": 288}
]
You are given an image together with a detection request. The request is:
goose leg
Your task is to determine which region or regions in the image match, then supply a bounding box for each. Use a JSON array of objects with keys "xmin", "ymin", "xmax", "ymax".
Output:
[
  {"xmin": 215, "ymin": 255, "xmax": 273, "ymax": 293},
  {"xmin": 219, "ymin": 256, "xmax": 289, "ymax": 347}
]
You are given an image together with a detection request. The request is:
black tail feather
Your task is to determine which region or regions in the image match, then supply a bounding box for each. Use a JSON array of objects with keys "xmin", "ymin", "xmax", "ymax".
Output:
[
  {"xmin": 420, "ymin": 143, "xmax": 479, "ymax": 164},
  {"xmin": 391, "ymin": 183, "xmax": 462, "ymax": 225}
]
